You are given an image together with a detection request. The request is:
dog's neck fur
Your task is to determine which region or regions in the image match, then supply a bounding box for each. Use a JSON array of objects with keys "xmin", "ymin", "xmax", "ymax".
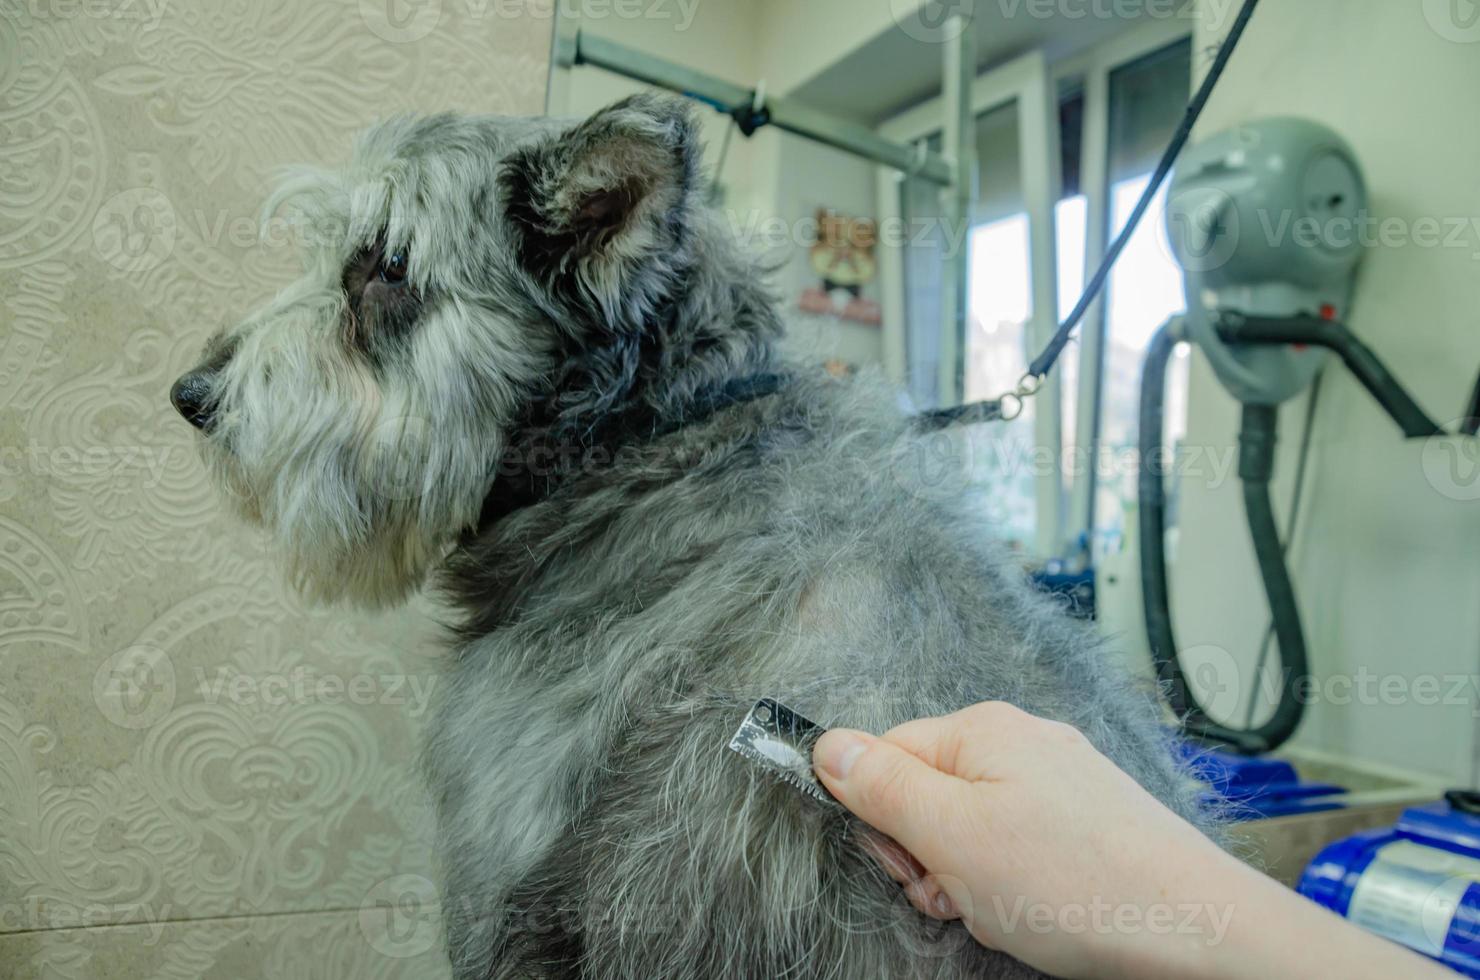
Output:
[{"xmin": 477, "ymin": 227, "xmax": 784, "ymax": 529}]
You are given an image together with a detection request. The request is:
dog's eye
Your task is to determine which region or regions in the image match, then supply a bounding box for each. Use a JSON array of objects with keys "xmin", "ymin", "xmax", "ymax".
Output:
[{"xmin": 378, "ymin": 248, "xmax": 408, "ymax": 284}]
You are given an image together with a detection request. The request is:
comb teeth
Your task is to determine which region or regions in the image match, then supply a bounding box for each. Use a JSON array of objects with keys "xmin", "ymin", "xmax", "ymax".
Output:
[
  {"xmin": 728, "ymin": 743, "xmax": 834, "ymax": 805},
  {"xmin": 777, "ymin": 769, "xmax": 833, "ymax": 805},
  {"xmin": 727, "ymin": 698, "xmax": 839, "ymax": 808}
]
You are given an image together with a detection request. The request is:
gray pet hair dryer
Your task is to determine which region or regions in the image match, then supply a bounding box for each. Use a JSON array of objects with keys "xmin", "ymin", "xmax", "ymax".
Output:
[
  {"xmin": 1140, "ymin": 117, "xmax": 1474, "ymax": 754},
  {"xmin": 1172, "ymin": 117, "xmax": 1365, "ymax": 405}
]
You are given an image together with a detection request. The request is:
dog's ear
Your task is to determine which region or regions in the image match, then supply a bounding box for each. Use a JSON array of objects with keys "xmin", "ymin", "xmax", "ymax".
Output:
[{"xmin": 502, "ymin": 94, "xmax": 700, "ymax": 312}]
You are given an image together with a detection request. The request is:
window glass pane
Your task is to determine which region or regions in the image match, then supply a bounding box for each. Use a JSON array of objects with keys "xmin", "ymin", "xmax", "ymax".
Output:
[
  {"xmin": 962, "ymin": 100, "xmax": 1029, "ymax": 406},
  {"xmin": 1055, "ymin": 193, "xmax": 1087, "ymax": 499},
  {"xmin": 962, "ymin": 196, "xmax": 1085, "ymax": 550},
  {"xmin": 1094, "ymin": 39, "xmax": 1193, "ymax": 552},
  {"xmin": 898, "ymin": 93, "xmax": 1085, "ymax": 551},
  {"xmin": 961, "ymin": 212, "xmax": 1035, "ymax": 547},
  {"xmin": 1101, "ymin": 177, "xmax": 1187, "ymax": 450},
  {"xmin": 898, "ymin": 133, "xmax": 946, "ymax": 409},
  {"xmin": 1055, "ymin": 92, "xmax": 1086, "ymax": 511},
  {"xmin": 964, "ymin": 214, "xmax": 1030, "ymax": 402},
  {"xmin": 963, "ymin": 101, "xmax": 1034, "ymax": 548}
]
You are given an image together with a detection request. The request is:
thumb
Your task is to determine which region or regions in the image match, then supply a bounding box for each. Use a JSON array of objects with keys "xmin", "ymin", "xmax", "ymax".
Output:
[{"xmin": 813, "ymin": 729, "xmax": 966, "ymax": 862}]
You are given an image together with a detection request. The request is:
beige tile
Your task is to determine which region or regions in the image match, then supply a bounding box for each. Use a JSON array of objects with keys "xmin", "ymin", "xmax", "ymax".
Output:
[
  {"xmin": 0, "ymin": 905, "xmax": 451, "ymax": 980},
  {"xmin": 1231, "ymin": 802, "xmax": 1415, "ymax": 887},
  {"xmin": 0, "ymin": 597, "xmax": 445, "ymax": 926},
  {"xmin": 2, "ymin": 0, "xmax": 551, "ymax": 939}
]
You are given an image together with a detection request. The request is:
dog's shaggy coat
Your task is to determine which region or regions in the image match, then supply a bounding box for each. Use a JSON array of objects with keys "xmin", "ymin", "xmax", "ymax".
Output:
[{"xmin": 174, "ymin": 95, "xmax": 1212, "ymax": 979}]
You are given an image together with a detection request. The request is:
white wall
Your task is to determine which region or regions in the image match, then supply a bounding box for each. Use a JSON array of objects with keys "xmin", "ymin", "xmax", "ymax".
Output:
[
  {"xmin": 0, "ymin": 1, "xmax": 550, "ymax": 970},
  {"xmin": 1176, "ymin": 0, "xmax": 1480, "ymax": 783},
  {"xmin": 756, "ymin": 0, "xmax": 928, "ymax": 96}
]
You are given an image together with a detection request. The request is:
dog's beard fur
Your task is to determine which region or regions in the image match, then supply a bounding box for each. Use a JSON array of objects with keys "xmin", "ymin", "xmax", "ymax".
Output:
[
  {"xmin": 186, "ymin": 96, "xmax": 747, "ymax": 606},
  {"xmin": 202, "ymin": 312, "xmax": 518, "ymax": 605},
  {"xmin": 192, "ymin": 114, "xmax": 592, "ymax": 604},
  {"xmin": 200, "ymin": 269, "xmax": 547, "ymax": 603}
]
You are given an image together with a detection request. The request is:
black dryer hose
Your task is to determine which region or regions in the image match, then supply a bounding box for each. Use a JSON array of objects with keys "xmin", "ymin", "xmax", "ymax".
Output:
[{"xmin": 1138, "ymin": 323, "xmax": 1309, "ymax": 754}]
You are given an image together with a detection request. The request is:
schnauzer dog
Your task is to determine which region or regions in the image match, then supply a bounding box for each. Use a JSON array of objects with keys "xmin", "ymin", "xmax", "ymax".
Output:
[{"xmin": 172, "ymin": 94, "xmax": 1212, "ymax": 979}]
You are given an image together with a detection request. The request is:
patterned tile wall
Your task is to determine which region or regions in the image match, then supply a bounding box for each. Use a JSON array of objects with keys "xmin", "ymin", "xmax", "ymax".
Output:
[{"xmin": 0, "ymin": 2, "xmax": 551, "ymax": 975}]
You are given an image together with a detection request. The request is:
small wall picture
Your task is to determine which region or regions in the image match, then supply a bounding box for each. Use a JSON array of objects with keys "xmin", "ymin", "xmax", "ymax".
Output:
[{"xmin": 799, "ymin": 208, "xmax": 882, "ymax": 325}]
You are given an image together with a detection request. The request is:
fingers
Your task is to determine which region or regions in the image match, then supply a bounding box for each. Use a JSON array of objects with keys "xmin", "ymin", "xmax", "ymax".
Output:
[
  {"xmin": 857, "ymin": 830, "xmax": 924, "ymax": 886},
  {"xmin": 813, "ymin": 728, "xmax": 964, "ymax": 869},
  {"xmin": 881, "ymin": 701, "xmax": 1055, "ymax": 781},
  {"xmin": 905, "ymin": 878, "xmax": 959, "ymax": 921},
  {"xmin": 857, "ymin": 830, "xmax": 959, "ymax": 922},
  {"xmin": 816, "ymin": 705, "xmax": 1066, "ymax": 930}
]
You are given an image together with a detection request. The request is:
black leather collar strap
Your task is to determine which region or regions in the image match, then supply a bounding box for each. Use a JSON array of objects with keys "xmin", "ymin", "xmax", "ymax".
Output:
[{"xmin": 475, "ymin": 370, "xmax": 791, "ymax": 531}]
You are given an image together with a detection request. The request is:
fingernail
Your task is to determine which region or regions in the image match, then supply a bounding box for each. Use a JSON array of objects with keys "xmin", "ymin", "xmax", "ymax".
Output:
[
  {"xmin": 815, "ymin": 730, "xmax": 869, "ymax": 780},
  {"xmin": 933, "ymin": 891, "xmax": 955, "ymax": 917}
]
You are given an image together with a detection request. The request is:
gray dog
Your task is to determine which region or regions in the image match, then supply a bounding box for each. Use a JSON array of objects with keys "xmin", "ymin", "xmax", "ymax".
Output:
[{"xmin": 171, "ymin": 94, "xmax": 1212, "ymax": 979}]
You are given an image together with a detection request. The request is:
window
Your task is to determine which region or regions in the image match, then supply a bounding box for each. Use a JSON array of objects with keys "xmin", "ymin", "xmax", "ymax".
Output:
[
  {"xmin": 1093, "ymin": 39, "xmax": 1194, "ymax": 550},
  {"xmin": 963, "ymin": 199, "xmax": 1086, "ymax": 547},
  {"xmin": 1093, "ymin": 175, "xmax": 1189, "ymax": 546},
  {"xmin": 899, "ymin": 94, "xmax": 1084, "ymax": 551}
]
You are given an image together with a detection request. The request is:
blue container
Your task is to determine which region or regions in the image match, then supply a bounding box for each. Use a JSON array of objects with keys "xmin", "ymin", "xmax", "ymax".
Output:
[
  {"xmin": 1182, "ymin": 745, "xmax": 1347, "ymax": 819},
  {"xmin": 1298, "ymin": 792, "xmax": 1480, "ymax": 976}
]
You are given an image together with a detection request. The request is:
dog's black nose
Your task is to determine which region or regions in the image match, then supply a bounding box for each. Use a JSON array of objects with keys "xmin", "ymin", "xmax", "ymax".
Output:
[{"xmin": 170, "ymin": 369, "xmax": 217, "ymax": 430}]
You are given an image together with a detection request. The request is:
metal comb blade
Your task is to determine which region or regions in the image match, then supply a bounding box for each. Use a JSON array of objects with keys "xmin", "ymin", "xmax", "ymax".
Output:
[{"xmin": 727, "ymin": 697, "xmax": 839, "ymax": 808}]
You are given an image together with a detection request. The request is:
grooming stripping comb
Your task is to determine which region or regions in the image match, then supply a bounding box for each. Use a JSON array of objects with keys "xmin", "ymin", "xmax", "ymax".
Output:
[{"xmin": 727, "ymin": 697, "xmax": 840, "ymax": 808}]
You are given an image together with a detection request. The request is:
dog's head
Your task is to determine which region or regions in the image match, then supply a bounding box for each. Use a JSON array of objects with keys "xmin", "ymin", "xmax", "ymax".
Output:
[{"xmin": 173, "ymin": 95, "xmax": 766, "ymax": 605}]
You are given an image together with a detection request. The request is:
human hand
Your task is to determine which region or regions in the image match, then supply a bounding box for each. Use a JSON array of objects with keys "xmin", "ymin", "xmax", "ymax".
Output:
[
  {"xmin": 813, "ymin": 701, "xmax": 1229, "ymax": 978},
  {"xmin": 812, "ymin": 701, "xmax": 1446, "ymax": 980}
]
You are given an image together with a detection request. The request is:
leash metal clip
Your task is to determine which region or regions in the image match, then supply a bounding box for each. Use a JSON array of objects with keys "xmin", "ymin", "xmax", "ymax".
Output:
[{"xmin": 995, "ymin": 372, "xmax": 1043, "ymax": 422}]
